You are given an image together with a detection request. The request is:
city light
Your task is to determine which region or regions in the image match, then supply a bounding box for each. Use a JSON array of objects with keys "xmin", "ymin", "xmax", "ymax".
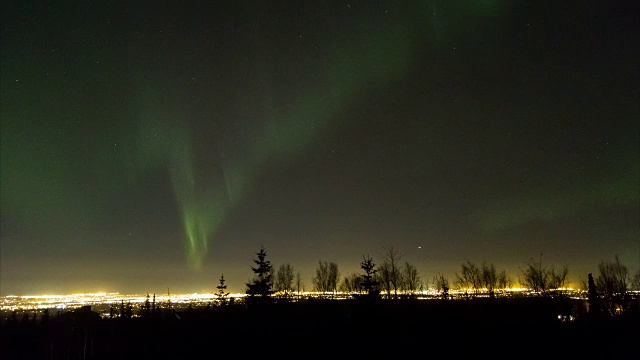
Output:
[{"xmin": 1, "ymin": 287, "xmax": 589, "ymax": 315}]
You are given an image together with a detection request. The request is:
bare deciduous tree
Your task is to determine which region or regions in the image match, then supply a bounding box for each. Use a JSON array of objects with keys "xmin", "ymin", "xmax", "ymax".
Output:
[
  {"xmin": 377, "ymin": 262, "xmax": 392, "ymax": 299},
  {"xmin": 548, "ymin": 265, "xmax": 569, "ymax": 293},
  {"xmin": 328, "ymin": 262, "xmax": 339, "ymax": 295},
  {"xmin": 455, "ymin": 260, "xmax": 481, "ymax": 298},
  {"xmin": 312, "ymin": 260, "xmax": 339, "ymax": 296},
  {"xmin": 520, "ymin": 255, "xmax": 569, "ymax": 296},
  {"xmin": 480, "ymin": 261, "xmax": 497, "ymax": 298},
  {"xmin": 521, "ymin": 255, "xmax": 550, "ymax": 295},
  {"xmin": 596, "ymin": 255, "xmax": 630, "ymax": 315},
  {"xmin": 497, "ymin": 270, "xmax": 512, "ymax": 294},
  {"xmin": 632, "ymin": 269, "xmax": 640, "ymax": 291},
  {"xmin": 340, "ymin": 272, "xmax": 363, "ymax": 294},
  {"xmin": 596, "ymin": 255, "xmax": 628, "ymax": 296},
  {"xmin": 401, "ymin": 262, "xmax": 422, "ymax": 297},
  {"xmin": 274, "ymin": 263, "xmax": 295, "ymax": 298},
  {"xmin": 380, "ymin": 245, "xmax": 403, "ymax": 299}
]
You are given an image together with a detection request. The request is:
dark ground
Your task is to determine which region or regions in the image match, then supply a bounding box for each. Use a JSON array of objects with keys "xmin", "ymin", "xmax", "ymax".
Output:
[{"xmin": 1, "ymin": 297, "xmax": 638, "ymax": 359}]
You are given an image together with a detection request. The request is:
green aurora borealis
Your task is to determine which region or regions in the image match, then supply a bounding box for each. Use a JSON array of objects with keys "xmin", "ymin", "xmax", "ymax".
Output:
[
  {"xmin": 130, "ymin": 14, "xmax": 415, "ymax": 269},
  {"xmin": 1, "ymin": 1, "xmax": 638, "ymax": 294}
]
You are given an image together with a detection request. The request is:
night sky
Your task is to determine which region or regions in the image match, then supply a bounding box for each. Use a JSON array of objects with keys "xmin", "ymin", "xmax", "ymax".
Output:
[{"xmin": 2, "ymin": 1, "xmax": 639, "ymax": 295}]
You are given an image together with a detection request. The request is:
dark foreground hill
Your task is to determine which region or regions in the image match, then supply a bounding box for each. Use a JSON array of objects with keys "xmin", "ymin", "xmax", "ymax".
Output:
[{"xmin": 2, "ymin": 297, "xmax": 638, "ymax": 359}]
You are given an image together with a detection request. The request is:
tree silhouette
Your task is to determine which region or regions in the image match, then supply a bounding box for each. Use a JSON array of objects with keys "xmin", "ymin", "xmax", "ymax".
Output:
[
  {"xmin": 455, "ymin": 260, "xmax": 481, "ymax": 298},
  {"xmin": 119, "ymin": 301, "xmax": 133, "ymax": 319},
  {"xmin": 246, "ymin": 245, "xmax": 274, "ymax": 302},
  {"xmin": 548, "ymin": 265, "xmax": 569, "ymax": 296},
  {"xmin": 295, "ymin": 270, "xmax": 304, "ymax": 299},
  {"xmin": 480, "ymin": 261, "xmax": 497, "ymax": 298},
  {"xmin": 312, "ymin": 260, "xmax": 339, "ymax": 296},
  {"xmin": 378, "ymin": 262, "xmax": 392, "ymax": 299},
  {"xmin": 633, "ymin": 270, "xmax": 640, "ymax": 291},
  {"xmin": 588, "ymin": 273, "xmax": 603, "ymax": 319},
  {"xmin": 216, "ymin": 274, "xmax": 230, "ymax": 306},
  {"xmin": 360, "ymin": 254, "xmax": 380, "ymax": 299},
  {"xmin": 596, "ymin": 255, "xmax": 629, "ymax": 315},
  {"xmin": 401, "ymin": 261, "xmax": 422, "ymax": 298},
  {"xmin": 519, "ymin": 255, "xmax": 570, "ymax": 298},
  {"xmin": 274, "ymin": 263, "xmax": 295, "ymax": 299},
  {"xmin": 20, "ymin": 311, "xmax": 30, "ymax": 325},
  {"xmin": 379, "ymin": 245, "xmax": 402, "ymax": 299},
  {"xmin": 142, "ymin": 293, "xmax": 151, "ymax": 317},
  {"xmin": 41, "ymin": 308, "xmax": 49, "ymax": 327},
  {"xmin": 497, "ymin": 270, "xmax": 512, "ymax": 295},
  {"xmin": 152, "ymin": 294, "xmax": 156, "ymax": 315},
  {"xmin": 340, "ymin": 272, "xmax": 364, "ymax": 294},
  {"xmin": 433, "ymin": 273, "xmax": 450, "ymax": 300}
]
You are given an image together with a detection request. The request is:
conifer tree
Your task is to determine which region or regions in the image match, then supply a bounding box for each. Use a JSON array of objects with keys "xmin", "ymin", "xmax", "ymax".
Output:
[
  {"xmin": 360, "ymin": 254, "xmax": 380, "ymax": 298},
  {"xmin": 588, "ymin": 273, "xmax": 603, "ymax": 318},
  {"xmin": 216, "ymin": 273, "xmax": 230, "ymax": 306},
  {"xmin": 143, "ymin": 293, "xmax": 151, "ymax": 317},
  {"xmin": 246, "ymin": 245, "xmax": 274, "ymax": 302}
]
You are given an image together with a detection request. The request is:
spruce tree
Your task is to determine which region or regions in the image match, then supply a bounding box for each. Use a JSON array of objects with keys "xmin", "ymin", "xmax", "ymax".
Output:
[
  {"xmin": 246, "ymin": 245, "xmax": 274, "ymax": 302},
  {"xmin": 216, "ymin": 273, "xmax": 230, "ymax": 306},
  {"xmin": 143, "ymin": 293, "xmax": 151, "ymax": 317},
  {"xmin": 361, "ymin": 254, "xmax": 380, "ymax": 299}
]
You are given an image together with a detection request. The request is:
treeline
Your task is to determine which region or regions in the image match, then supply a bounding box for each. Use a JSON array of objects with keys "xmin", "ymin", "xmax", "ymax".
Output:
[
  {"xmin": 1, "ymin": 245, "xmax": 639, "ymax": 359},
  {"xmin": 239, "ymin": 245, "xmax": 640, "ymax": 317}
]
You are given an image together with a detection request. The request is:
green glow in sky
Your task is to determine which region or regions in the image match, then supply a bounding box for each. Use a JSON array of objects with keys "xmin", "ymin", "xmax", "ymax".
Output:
[
  {"xmin": 2, "ymin": 1, "xmax": 639, "ymax": 296},
  {"xmin": 134, "ymin": 18, "xmax": 414, "ymax": 269},
  {"xmin": 475, "ymin": 170, "xmax": 640, "ymax": 231},
  {"xmin": 134, "ymin": 103, "xmax": 230, "ymax": 270}
]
